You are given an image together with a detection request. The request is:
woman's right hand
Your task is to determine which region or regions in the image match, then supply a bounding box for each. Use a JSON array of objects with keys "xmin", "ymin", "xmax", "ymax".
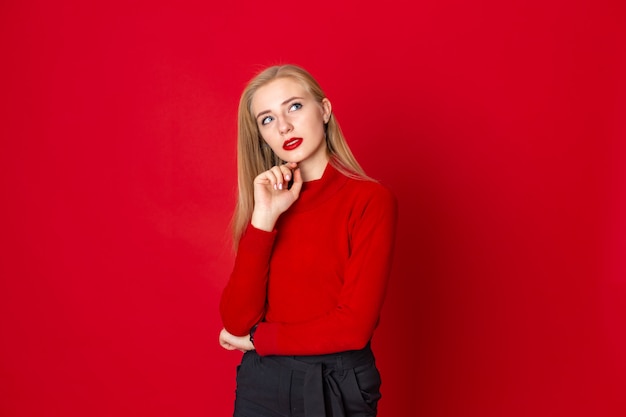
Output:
[{"xmin": 251, "ymin": 162, "xmax": 303, "ymax": 231}]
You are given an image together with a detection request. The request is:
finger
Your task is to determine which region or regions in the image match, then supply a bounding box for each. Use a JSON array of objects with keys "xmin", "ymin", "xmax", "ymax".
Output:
[
  {"xmin": 219, "ymin": 338, "xmax": 236, "ymax": 350},
  {"xmin": 269, "ymin": 166, "xmax": 287, "ymax": 190},
  {"xmin": 289, "ymin": 167, "xmax": 303, "ymax": 198},
  {"xmin": 279, "ymin": 164, "xmax": 294, "ymax": 182},
  {"xmin": 221, "ymin": 339, "xmax": 241, "ymax": 351},
  {"xmin": 255, "ymin": 169, "xmax": 279, "ymax": 189},
  {"xmin": 219, "ymin": 329, "xmax": 230, "ymax": 348},
  {"xmin": 281, "ymin": 162, "xmax": 298, "ymax": 190}
]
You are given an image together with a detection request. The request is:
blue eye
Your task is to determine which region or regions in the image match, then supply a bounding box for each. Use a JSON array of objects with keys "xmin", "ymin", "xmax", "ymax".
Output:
[
  {"xmin": 289, "ymin": 102, "xmax": 302, "ymax": 111},
  {"xmin": 261, "ymin": 116, "xmax": 273, "ymax": 125}
]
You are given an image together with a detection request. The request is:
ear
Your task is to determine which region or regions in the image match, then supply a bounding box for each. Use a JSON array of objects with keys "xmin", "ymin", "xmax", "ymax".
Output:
[{"xmin": 321, "ymin": 98, "xmax": 332, "ymax": 123}]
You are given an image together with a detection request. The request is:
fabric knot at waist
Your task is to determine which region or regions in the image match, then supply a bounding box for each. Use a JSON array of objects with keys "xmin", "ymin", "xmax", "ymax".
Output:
[{"xmin": 263, "ymin": 343, "xmax": 374, "ymax": 417}]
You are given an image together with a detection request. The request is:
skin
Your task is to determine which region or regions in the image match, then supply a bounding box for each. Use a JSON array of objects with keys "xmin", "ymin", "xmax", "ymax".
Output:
[{"xmin": 219, "ymin": 77, "xmax": 333, "ymax": 352}]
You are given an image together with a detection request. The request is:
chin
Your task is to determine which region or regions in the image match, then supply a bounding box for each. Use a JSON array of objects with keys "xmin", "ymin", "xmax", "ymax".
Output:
[{"xmin": 278, "ymin": 153, "xmax": 305, "ymax": 164}]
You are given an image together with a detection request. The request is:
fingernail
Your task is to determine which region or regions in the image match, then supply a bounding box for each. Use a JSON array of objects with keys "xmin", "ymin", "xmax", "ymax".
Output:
[
  {"xmin": 273, "ymin": 184, "xmax": 277, "ymax": 190},
  {"xmin": 278, "ymin": 183, "xmax": 283, "ymax": 190},
  {"xmin": 285, "ymin": 175, "xmax": 291, "ymax": 181}
]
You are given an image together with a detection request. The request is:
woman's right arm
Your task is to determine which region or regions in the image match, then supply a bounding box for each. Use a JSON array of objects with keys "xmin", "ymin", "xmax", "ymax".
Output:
[
  {"xmin": 219, "ymin": 224, "xmax": 276, "ymax": 336},
  {"xmin": 219, "ymin": 163, "xmax": 303, "ymax": 336}
]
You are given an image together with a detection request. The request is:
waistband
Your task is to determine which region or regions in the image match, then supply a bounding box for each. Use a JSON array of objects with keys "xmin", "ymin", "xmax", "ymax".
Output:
[
  {"xmin": 265, "ymin": 342, "xmax": 374, "ymax": 373},
  {"xmin": 260, "ymin": 343, "xmax": 374, "ymax": 417}
]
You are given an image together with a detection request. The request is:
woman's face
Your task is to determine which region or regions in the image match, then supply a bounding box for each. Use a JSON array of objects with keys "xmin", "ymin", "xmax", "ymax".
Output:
[{"xmin": 251, "ymin": 77, "xmax": 332, "ymax": 172}]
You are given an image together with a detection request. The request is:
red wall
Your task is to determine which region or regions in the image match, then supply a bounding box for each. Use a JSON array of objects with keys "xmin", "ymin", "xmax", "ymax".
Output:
[{"xmin": 1, "ymin": 1, "xmax": 624, "ymax": 416}]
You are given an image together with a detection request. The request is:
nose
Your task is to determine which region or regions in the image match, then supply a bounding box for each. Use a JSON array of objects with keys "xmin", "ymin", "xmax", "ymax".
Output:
[{"xmin": 277, "ymin": 117, "xmax": 293, "ymax": 135}]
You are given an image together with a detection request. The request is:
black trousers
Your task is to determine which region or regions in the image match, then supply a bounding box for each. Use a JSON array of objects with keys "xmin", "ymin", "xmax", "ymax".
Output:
[{"xmin": 233, "ymin": 344, "xmax": 381, "ymax": 417}]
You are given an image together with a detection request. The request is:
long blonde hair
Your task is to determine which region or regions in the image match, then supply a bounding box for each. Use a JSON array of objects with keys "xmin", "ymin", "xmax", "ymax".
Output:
[{"xmin": 232, "ymin": 64, "xmax": 370, "ymax": 249}]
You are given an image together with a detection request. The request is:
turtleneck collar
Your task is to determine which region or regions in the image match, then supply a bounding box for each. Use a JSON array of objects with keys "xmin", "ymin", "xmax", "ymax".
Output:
[{"xmin": 288, "ymin": 161, "xmax": 349, "ymax": 213}]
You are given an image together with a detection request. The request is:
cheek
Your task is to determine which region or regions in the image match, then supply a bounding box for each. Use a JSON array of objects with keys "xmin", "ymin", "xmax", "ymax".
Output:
[
  {"xmin": 309, "ymin": 119, "xmax": 326, "ymax": 136},
  {"xmin": 261, "ymin": 132, "xmax": 278, "ymax": 146},
  {"xmin": 258, "ymin": 127, "xmax": 273, "ymax": 143},
  {"xmin": 261, "ymin": 136, "xmax": 282, "ymax": 153}
]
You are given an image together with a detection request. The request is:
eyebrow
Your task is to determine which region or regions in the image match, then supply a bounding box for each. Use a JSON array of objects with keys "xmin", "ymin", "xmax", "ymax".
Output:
[{"xmin": 255, "ymin": 96, "xmax": 304, "ymax": 120}]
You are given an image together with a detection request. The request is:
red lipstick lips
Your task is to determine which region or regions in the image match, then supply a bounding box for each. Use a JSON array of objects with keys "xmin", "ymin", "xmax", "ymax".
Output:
[{"xmin": 282, "ymin": 137, "xmax": 303, "ymax": 151}]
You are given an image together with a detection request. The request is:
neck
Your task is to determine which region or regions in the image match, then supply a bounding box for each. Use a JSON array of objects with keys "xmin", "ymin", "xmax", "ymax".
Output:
[{"xmin": 298, "ymin": 154, "xmax": 330, "ymax": 182}]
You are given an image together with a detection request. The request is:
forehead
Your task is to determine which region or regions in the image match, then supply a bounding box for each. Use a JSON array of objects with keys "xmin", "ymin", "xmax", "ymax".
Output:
[{"xmin": 251, "ymin": 77, "xmax": 311, "ymax": 113}]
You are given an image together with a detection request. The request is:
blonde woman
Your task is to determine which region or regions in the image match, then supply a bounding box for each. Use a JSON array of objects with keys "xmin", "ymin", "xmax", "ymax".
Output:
[{"xmin": 219, "ymin": 65, "xmax": 397, "ymax": 417}]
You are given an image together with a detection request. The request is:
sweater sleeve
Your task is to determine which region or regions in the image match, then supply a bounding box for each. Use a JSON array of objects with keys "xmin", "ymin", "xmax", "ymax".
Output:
[
  {"xmin": 219, "ymin": 224, "xmax": 276, "ymax": 336},
  {"xmin": 253, "ymin": 187, "xmax": 398, "ymax": 356}
]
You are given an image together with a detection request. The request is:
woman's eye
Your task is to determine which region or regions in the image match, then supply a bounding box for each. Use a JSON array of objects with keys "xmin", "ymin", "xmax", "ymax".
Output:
[
  {"xmin": 289, "ymin": 102, "xmax": 302, "ymax": 111},
  {"xmin": 261, "ymin": 116, "xmax": 273, "ymax": 125}
]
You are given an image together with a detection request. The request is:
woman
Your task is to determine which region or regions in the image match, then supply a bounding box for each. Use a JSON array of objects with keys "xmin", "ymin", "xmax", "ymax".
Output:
[{"xmin": 219, "ymin": 64, "xmax": 397, "ymax": 417}]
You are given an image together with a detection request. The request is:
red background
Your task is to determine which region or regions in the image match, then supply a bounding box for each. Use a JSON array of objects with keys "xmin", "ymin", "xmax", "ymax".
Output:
[{"xmin": 1, "ymin": 1, "xmax": 625, "ymax": 416}]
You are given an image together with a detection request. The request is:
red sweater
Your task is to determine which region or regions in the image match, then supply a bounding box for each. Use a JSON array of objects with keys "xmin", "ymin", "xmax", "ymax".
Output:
[{"xmin": 220, "ymin": 163, "xmax": 398, "ymax": 356}]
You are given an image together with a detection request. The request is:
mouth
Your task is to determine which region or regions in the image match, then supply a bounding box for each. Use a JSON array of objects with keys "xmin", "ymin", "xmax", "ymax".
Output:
[{"xmin": 282, "ymin": 137, "xmax": 303, "ymax": 151}]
